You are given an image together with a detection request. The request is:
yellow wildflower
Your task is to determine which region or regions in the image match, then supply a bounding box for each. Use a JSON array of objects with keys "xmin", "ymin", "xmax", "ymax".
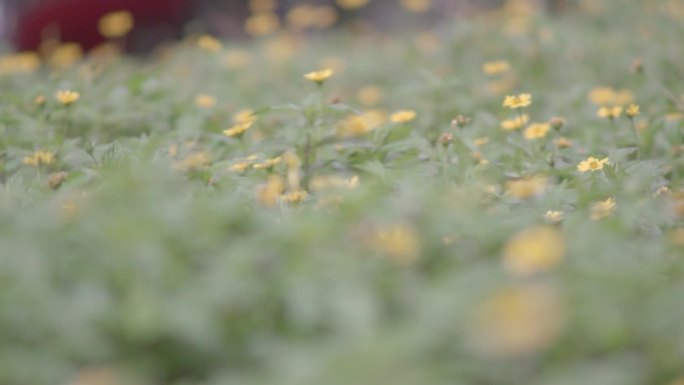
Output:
[
  {"xmin": 390, "ymin": 110, "xmax": 417, "ymax": 124},
  {"xmin": 55, "ymin": 90, "xmax": 80, "ymax": 105},
  {"xmin": 591, "ymin": 197, "xmax": 616, "ymax": 220},
  {"xmin": 223, "ymin": 122, "xmax": 252, "ymax": 138},
  {"xmin": 34, "ymin": 95, "xmax": 46, "ymax": 105},
  {"xmin": 482, "ymin": 60, "xmax": 511, "ymax": 75},
  {"xmin": 372, "ymin": 223, "xmax": 421, "ymax": 266},
  {"xmin": 502, "ymin": 226, "xmax": 566, "ymax": 276},
  {"xmin": 468, "ymin": 284, "xmax": 565, "ymax": 357},
  {"xmin": 0, "ymin": 51, "xmax": 41, "ymax": 75},
  {"xmin": 249, "ymin": 0, "xmax": 277, "ymax": 12},
  {"xmin": 280, "ymin": 190, "xmax": 308, "ymax": 204},
  {"xmin": 505, "ymin": 175, "xmax": 547, "ymax": 199},
  {"xmin": 337, "ymin": 114, "xmax": 373, "ymax": 138},
  {"xmin": 503, "ymin": 93, "xmax": 532, "ymax": 109},
  {"xmin": 336, "ymin": 0, "xmax": 369, "ymax": 10},
  {"xmin": 597, "ymin": 106, "xmax": 623, "ymax": 119},
  {"xmin": 244, "ymin": 12, "xmax": 281, "ymax": 36},
  {"xmin": 195, "ymin": 94, "xmax": 217, "ymax": 109},
  {"xmin": 544, "ymin": 210, "xmax": 564, "ymax": 223},
  {"xmin": 501, "ymin": 114, "xmax": 529, "ymax": 131},
  {"xmin": 356, "ymin": 85, "xmax": 383, "ymax": 106},
  {"xmin": 173, "ymin": 152, "xmax": 211, "ymax": 171},
  {"xmin": 473, "ymin": 137, "xmax": 490, "ymax": 147},
  {"xmin": 588, "ymin": 86, "xmax": 616, "ymax": 106},
  {"xmin": 257, "ymin": 175, "xmax": 285, "ymax": 207},
  {"xmin": 577, "ymin": 157, "xmax": 609, "ymax": 173},
  {"xmin": 523, "ymin": 123, "xmax": 550, "ymax": 140},
  {"xmin": 626, "ymin": 103, "xmax": 640, "ymax": 118},
  {"xmin": 554, "ymin": 137, "xmax": 572, "ymax": 148},
  {"xmin": 230, "ymin": 162, "xmax": 252, "ymax": 173},
  {"xmin": 400, "ymin": 0, "xmax": 433, "ymax": 13},
  {"xmin": 23, "ymin": 150, "xmax": 56, "ymax": 167},
  {"xmin": 304, "ymin": 68, "xmax": 334, "ymax": 84},
  {"xmin": 98, "ymin": 11, "xmax": 134, "ymax": 38},
  {"xmin": 253, "ymin": 156, "xmax": 282, "ymax": 170},
  {"xmin": 197, "ymin": 35, "xmax": 222, "ymax": 52}
]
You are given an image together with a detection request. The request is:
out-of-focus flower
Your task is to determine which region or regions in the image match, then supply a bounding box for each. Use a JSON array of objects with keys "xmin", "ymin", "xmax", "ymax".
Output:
[
  {"xmin": 304, "ymin": 68, "xmax": 334, "ymax": 84},
  {"xmin": 597, "ymin": 106, "xmax": 623, "ymax": 119},
  {"xmin": 390, "ymin": 110, "xmax": 417, "ymax": 124},
  {"xmin": 0, "ymin": 52, "xmax": 41, "ymax": 75},
  {"xmin": 197, "ymin": 35, "xmax": 222, "ymax": 52},
  {"xmin": 245, "ymin": 12, "xmax": 281, "ymax": 36},
  {"xmin": 400, "ymin": 0, "xmax": 433, "ymax": 13},
  {"xmin": 590, "ymin": 197, "xmax": 616, "ymax": 220},
  {"xmin": 577, "ymin": 157, "xmax": 609, "ymax": 173},
  {"xmin": 502, "ymin": 226, "xmax": 566, "ymax": 276},
  {"xmin": 55, "ymin": 90, "xmax": 80, "ymax": 105},
  {"xmin": 357, "ymin": 85, "xmax": 383, "ymax": 106},
  {"xmin": 626, "ymin": 103, "xmax": 640, "ymax": 118},
  {"xmin": 524, "ymin": 123, "xmax": 550, "ymax": 140},
  {"xmin": 371, "ymin": 223, "xmax": 421, "ymax": 266},
  {"xmin": 336, "ymin": 0, "xmax": 369, "ymax": 10},
  {"xmin": 174, "ymin": 151, "xmax": 211, "ymax": 171},
  {"xmin": 24, "ymin": 150, "xmax": 55, "ymax": 167},
  {"xmin": 98, "ymin": 11, "xmax": 134, "ymax": 38},
  {"xmin": 554, "ymin": 137, "xmax": 572, "ymax": 148},
  {"xmin": 195, "ymin": 94, "xmax": 217, "ymax": 109},
  {"xmin": 223, "ymin": 121, "xmax": 252, "ymax": 138},
  {"xmin": 501, "ymin": 114, "xmax": 529, "ymax": 131},
  {"xmin": 503, "ymin": 93, "xmax": 532, "ymax": 109},
  {"xmin": 505, "ymin": 175, "xmax": 547, "ymax": 199},
  {"xmin": 544, "ymin": 210, "xmax": 564, "ymax": 223},
  {"xmin": 482, "ymin": 60, "xmax": 511, "ymax": 75}
]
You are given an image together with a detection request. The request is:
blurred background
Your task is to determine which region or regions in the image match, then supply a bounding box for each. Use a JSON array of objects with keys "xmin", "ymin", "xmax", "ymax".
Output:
[{"xmin": 0, "ymin": 0, "xmax": 578, "ymax": 54}]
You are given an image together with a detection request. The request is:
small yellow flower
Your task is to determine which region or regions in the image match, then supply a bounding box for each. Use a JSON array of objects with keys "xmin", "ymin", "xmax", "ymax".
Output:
[
  {"xmin": 523, "ymin": 123, "xmax": 550, "ymax": 141},
  {"xmin": 371, "ymin": 223, "xmax": 421, "ymax": 266},
  {"xmin": 304, "ymin": 68, "xmax": 334, "ymax": 84},
  {"xmin": 197, "ymin": 34, "xmax": 222, "ymax": 52},
  {"xmin": 223, "ymin": 121, "xmax": 253, "ymax": 138},
  {"xmin": 336, "ymin": 114, "xmax": 373, "ymax": 138},
  {"xmin": 356, "ymin": 85, "xmax": 383, "ymax": 106},
  {"xmin": 229, "ymin": 162, "xmax": 252, "ymax": 173},
  {"xmin": 253, "ymin": 156, "xmax": 282, "ymax": 170},
  {"xmin": 173, "ymin": 151, "xmax": 211, "ymax": 171},
  {"xmin": 626, "ymin": 103, "xmax": 640, "ymax": 118},
  {"xmin": 473, "ymin": 137, "xmax": 490, "ymax": 147},
  {"xmin": 336, "ymin": 0, "xmax": 369, "ymax": 10},
  {"xmin": 55, "ymin": 90, "xmax": 80, "ymax": 105},
  {"xmin": 597, "ymin": 106, "xmax": 623, "ymax": 119},
  {"xmin": 244, "ymin": 12, "xmax": 281, "ymax": 36},
  {"xmin": 280, "ymin": 189, "xmax": 308, "ymax": 204},
  {"xmin": 23, "ymin": 150, "xmax": 56, "ymax": 167},
  {"xmin": 390, "ymin": 110, "xmax": 417, "ymax": 124},
  {"xmin": 544, "ymin": 210, "xmax": 564, "ymax": 223},
  {"xmin": 482, "ymin": 60, "xmax": 511, "ymax": 75},
  {"xmin": 400, "ymin": 0, "xmax": 433, "ymax": 13},
  {"xmin": 34, "ymin": 95, "xmax": 46, "ymax": 105},
  {"xmin": 501, "ymin": 114, "xmax": 529, "ymax": 131},
  {"xmin": 577, "ymin": 157, "xmax": 609, "ymax": 173},
  {"xmin": 98, "ymin": 11, "xmax": 134, "ymax": 38},
  {"xmin": 195, "ymin": 94, "xmax": 217, "ymax": 109},
  {"xmin": 502, "ymin": 226, "xmax": 566, "ymax": 276},
  {"xmin": 591, "ymin": 197, "xmax": 616, "ymax": 220},
  {"xmin": 553, "ymin": 137, "xmax": 572, "ymax": 148},
  {"xmin": 505, "ymin": 175, "xmax": 547, "ymax": 199},
  {"xmin": 503, "ymin": 93, "xmax": 532, "ymax": 109}
]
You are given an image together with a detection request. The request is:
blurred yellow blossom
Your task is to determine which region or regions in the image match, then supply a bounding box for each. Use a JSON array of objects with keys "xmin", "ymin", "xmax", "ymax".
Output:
[
  {"xmin": 554, "ymin": 137, "xmax": 572, "ymax": 148},
  {"xmin": 55, "ymin": 90, "xmax": 80, "ymax": 105},
  {"xmin": 503, "ymin": 93, "xmax": 532, "ymax": 109},
  {"xmin": 390, "ymin": 110, "xmax": 417, "ymax": 124},
  {"xmin": 577, "ymin": 157, "xmax": 609, "ymax": 173},
  {"xmin": 469, "ymin": 284, "xmax": 565, "ymax": 357},
  {"xmin": 195, "ymin": 94, "xmax": 217, "ymax": 109},
  {"xmin": 98, "ymin": 11, "xmax": 134, "ymax": 38},
  {"xmin": 372, "ymin": 223, "xmax": 421, "ymax": 266},
  {"xmin": 336, "ymin": 0, "xmax": 369, "ymax": 10},
  {"xmin": 197, "ymin": 35, "xmax": 222, "ymax": 52},
  {"xmin": 357, "ymin": 85, "xmax": 383, "ymax": 106},
  {"xmin": 400, "ymin": 0, "xmax": 432, "ymax": 13},
  {"xmin": 23, "ymin": 150, "xmax": 55, "ymax": 167},
  {"xmin": 304, "ymin": 68, "xmax": 334, "ymax": 84},
  {"xmin": 523, "ymin": 123, "xmax": 550, "ymax": 140},
  {"xmin": 597, "ymin": 106, "xmax": 623, "ymax": 119},
  {"xmin": 626, "ymin": 103, "xmax": 640, "ymax": 118},
  {"xmin": 482, "ymin": 60, "xmax": 511, "ymax": 75},
  {"xmin": 223, "ymin": 121, "xmax": 253, "ymax": 138},
  {"xmin": 501, "ymin": 114, "xmax": 529, "ymax": 131},
  {"xmin": 544, "ymin": 210, "xmax": 564, "ymax": 223},
  {"xmin": 0, "ymin": 52, "xmax": 41, "ymax": 75},
  {"xmin": 245, "ymin": 12, "xmax": 281, "ymax": 36},
  {"xmin": 253, "ymin": 156, "xmax": 282, "ymax": 170},
  {"xmin": 174, "ymin": 152, "xmax": 211, "ymax": 171},
  {"xmin": 591, "ymin": 197, "xmax": 616, "ymax": 220},
  {"xmin": 502, "ymin": 226, "xmax": 566, "ymax": 276},
  {"xmin": 505, "ymin": 175, "xmax": 547, "ymax": 199}
]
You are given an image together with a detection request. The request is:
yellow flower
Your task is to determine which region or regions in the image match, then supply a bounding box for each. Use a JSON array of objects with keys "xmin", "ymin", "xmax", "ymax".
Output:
[
  {"xmin": 197, "ymin": 35, "xmax": 222, "ymax": 52},
  {"xmin": 523, "ymin": 123, "xmax": 550, "ymax": 141},
  {"xmin": 230, "ymin": 162, "xmax": 252, "ymax": 173},
  {"xmin": 34, "ymin": 95, "xmax": 46, "ymax": 105},
  {"xmin": 336, "ymin": 114, "xmax": 373, "ymax": 138},
  {"xmin": 98, "ymin": 11, "xmax": 134, "ymax": 38},
  {"xmin": 356, "ymin": 85, "xmax": 383, "ymax": 106},
  {"xmin": 280, "ymin": 190, "xmax": 308, "ymax": 204},
  {"xmin": 501, "ymin": 114, "xmax": 529, "ymax": 131},
  {"xmin": 553, "ymin": 137, "xmax": 572, "ymax": 148},
  {"xmin": 468, "ymin": 284, "xmax": 565, "ymax": 357},
  {"xmin": 473, "ymin": 137, "xmax": 490, "ymax": 147},
  {"xmin": 482, "ymin": 60, "xmax": 511, "ymax": 75},
  {"xmin": 390, "ymin": 110, "xmax": 417, "ymax": 124},
  {"xmin": 304, "ymin": 68, "xmax": 334, "ymax": 84},
  {"xmin": 253, "ymin": 156, "xmax": 282, "ymax": 170},
  {"xmin": 223, "ymin": 121, "xmax": 253, "ymax": 138},
  {"xmin": 371, "ymin": 223, "xmax": 421, "ymax": 266},
  {"xmin": 588, "ymin": 86, "xmax": 616, "ymax": 106},
  {"xmin": 233, "ymin": 109, "xmax": 256, "ymax": 124},
  {"xmin": 400, "ymin": 0, "xmax": 433, "ymax": 13},
  {"xmin": 244, "ymin": 12, "xmax": 281, "ymax": 36},
  {"xmin": 173, "ymin": 151, "xmax": 211, "ymax": 171},
  {"xmin": 505, "ymin": 175, "xmax": 547, "ymax": 199},
  {"xmin": 577, "ymin": 157, "xmax": 609, "ymax": 173},
  {"xmin": 503, "ymin": 93, "xmax": 532, "ymax": 109},
  {"xmin": 257, "ymin": 175, "xmax": 286, "ymax": 207},
  {"xmin": 591, "ymin": 197, "xmax": 616, "ymax": 220},
  {"xmin": 46, "ymin": 42, "xmax": 83, "ymax": 70},
  {"xmin": 0, "ymin": 51, "xmax": 41, "ymax": 75},
  {"xmin": 336, "ymin": 0, "xmax": 369, "ymax": 10},
  {"xmin": 544, "ymin": 210, "xmax": 564, "ymax": 223},
  {"xmin": 502, "ymin": 226, "xmax": 566, "ymax": 276},
  {"xmin": 195, "ymin": 94, "xmax": 217, "ymax": 109},
  {"xmin": 626, "ymin": 103, "xmax": 640, "ymax": 118},
  {"xmin": 597, "ymin": 106, "xmax": 623, "ymax": 119},
  {"xmin": 55, "ymin": 90, "xmax": 80, "ymax": 105},
  {"xmin": 23, "ymin": 150, "xmax": 55, "ymax": 167},
  {"xmin": 669, "ymin": 229, "xmax": 684, "ymax": 246}
]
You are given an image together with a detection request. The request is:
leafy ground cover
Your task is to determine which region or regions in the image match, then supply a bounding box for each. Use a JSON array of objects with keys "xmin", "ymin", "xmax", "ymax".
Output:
[{"xmin": 1, "ymin": 1, "xmax": 684, "ymax": 384}]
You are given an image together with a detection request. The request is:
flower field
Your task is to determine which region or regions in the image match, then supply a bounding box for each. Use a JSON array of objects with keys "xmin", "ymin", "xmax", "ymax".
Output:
[{"xmin": 1, "ymin": 0, "xmax": 684, "ymax": 384}]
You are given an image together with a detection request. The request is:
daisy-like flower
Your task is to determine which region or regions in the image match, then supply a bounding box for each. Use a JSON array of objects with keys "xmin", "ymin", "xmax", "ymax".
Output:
[
  {"xmin": 544, "ymin": 210, "xmax": 564, "ymax": 223},
  {"xmin": 195, "ymin": 94, "xmax": 217, "ymax": 109},
  {"xmin": 55, "ymin": 90, "xmax": 80, "ymax": 105},
  {"xmin": 482, "ymin": 60, "xmax": 511, "ymax": 75},
  {"xmin": 503, "ymin": 93, "xmax": 532, "ymax": 109},
  {"xmin": 597, "ymin": 106, "xmax": 622, "ymax": 119},
  {"xmin": 23, "ymin": 150, "xmax": 55, "ymax": 167},
  {"xmin": 577, "ymin": 157, "xmax": 609, "ymax": 173},
  {"xmin": 554, "ymin": 137, "xmax": 572, "ymax": 148},
  {"xmin": 253, "ymin": 156, "xmax": 282, "ymax": 170},
  {"xmin": 523, "ymin": 123, "xmax": 550, "ymax": 141},
  {"xmin": 197, "ymin": 34, "xmax": 222, "ymax": 52},
  {"xmin": 501, "ymin": 114, "xmax": 529, "ymax": 131},
  {"xmin": 390, "ymin": 110, "xmax": 417, "ymax": 124},
  {"xmin": 626, "ymin": 103, "xmax": 640, "ymax": 118},
  {"xmin": 304, "ymin": 68, "xmax": 334, "ymax": 84},
  {"xmin": 591, "ymin": 197, "xmax": 616, "ymax": 220},
  {"xmin": 98, "ymin": 11, "xmax": 134, "ymax": 38},
  {"xmin": 223, "ymin": 121, "xmax": 253, "ymax": 138}
]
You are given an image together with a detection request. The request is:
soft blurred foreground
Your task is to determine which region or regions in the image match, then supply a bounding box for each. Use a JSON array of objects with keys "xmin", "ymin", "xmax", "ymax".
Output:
[{"xmin": 1, "ymin": 0, "xmax": 684, "ymax": 384}]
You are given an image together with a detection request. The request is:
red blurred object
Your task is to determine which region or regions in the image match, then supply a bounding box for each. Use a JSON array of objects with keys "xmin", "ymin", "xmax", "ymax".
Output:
[{"xmin": 14, "ymin": 0, "xmax": 191, "ymax": 52}]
